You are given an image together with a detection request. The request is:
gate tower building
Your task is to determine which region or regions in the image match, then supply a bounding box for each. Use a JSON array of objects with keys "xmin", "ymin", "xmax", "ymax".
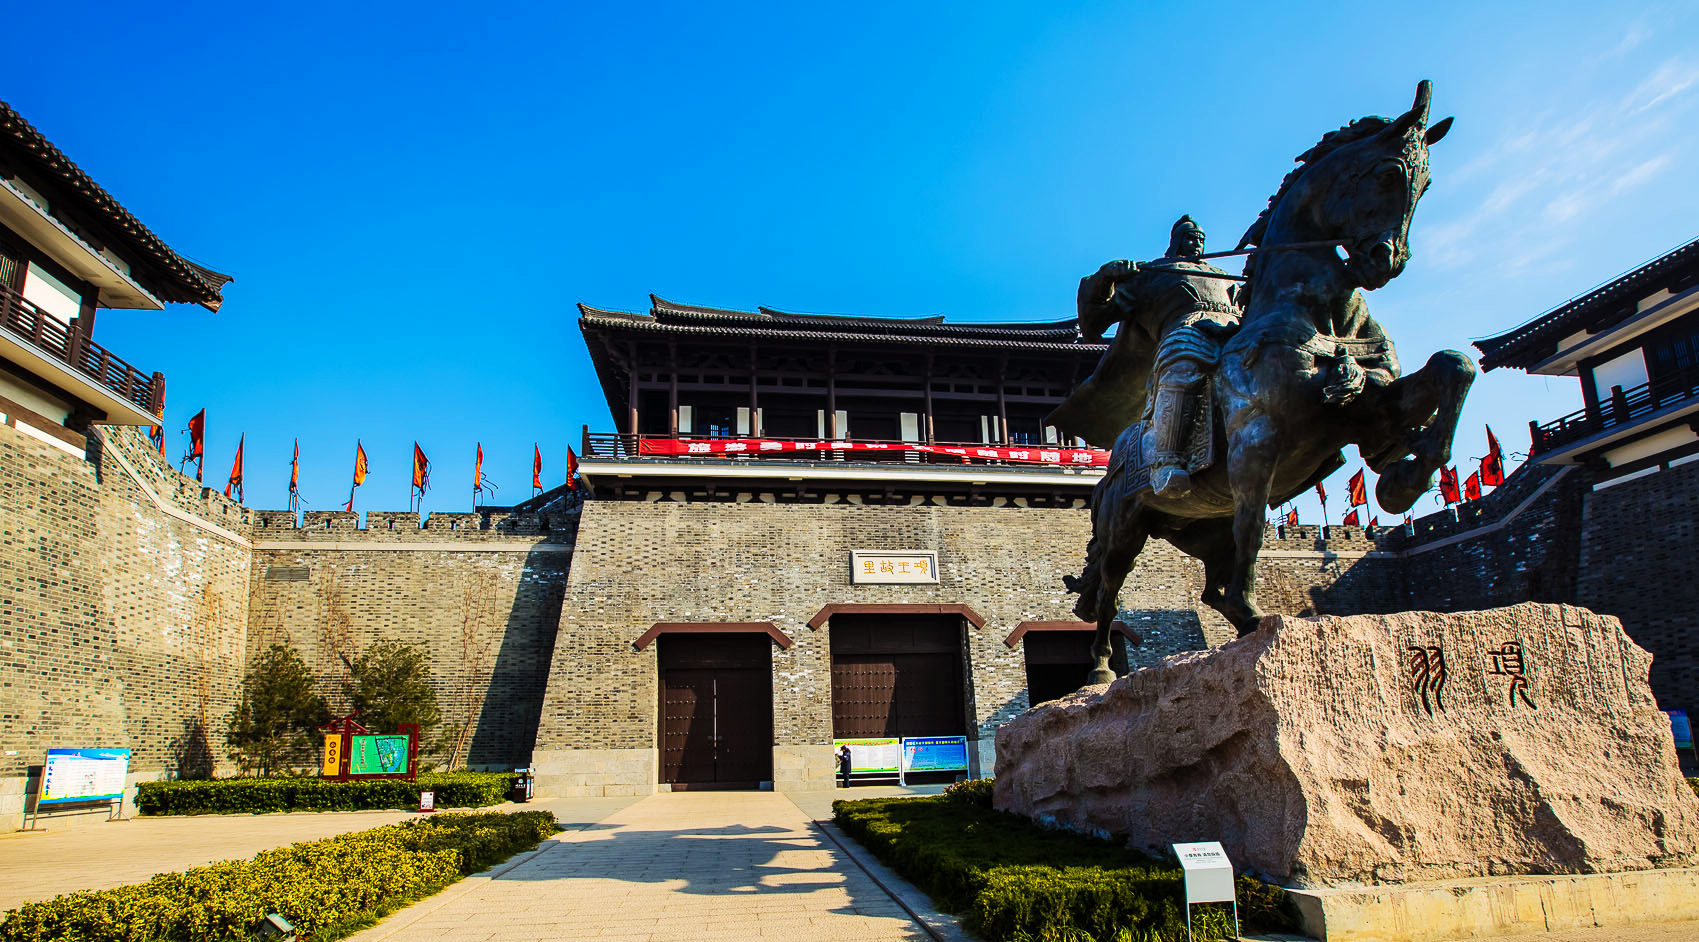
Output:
[{"xmin": 529, "ymin": 296, "xmax": 1130, "ymax": 794}]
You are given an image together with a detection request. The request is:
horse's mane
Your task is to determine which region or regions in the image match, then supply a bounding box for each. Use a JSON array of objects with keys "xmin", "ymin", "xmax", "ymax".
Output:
[{"xmin": 1238, "ymin": 116, "xmax": 1393, "ymax": 286}]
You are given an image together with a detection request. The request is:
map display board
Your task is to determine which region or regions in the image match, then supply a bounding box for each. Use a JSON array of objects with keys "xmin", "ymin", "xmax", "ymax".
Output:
[
  {"xmin": 348, "ymin": 735, "xmax": 410, "ymax": 775},
  {"xmin": 900, "ymin": 736, "xmax": 969, "ymax": 773},
  {"xmin": 39, "ymin": 748, "xmax": 130, "ymax": 805},
  {"xmin": 832, "ymin": 738, "xmax": 900, "ymax": 774}
]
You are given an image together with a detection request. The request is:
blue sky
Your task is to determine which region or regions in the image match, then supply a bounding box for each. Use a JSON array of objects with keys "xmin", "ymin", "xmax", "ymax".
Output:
[{"xmin": 8, "ymin": 1, "xmax": 1699, "ymax": 521}]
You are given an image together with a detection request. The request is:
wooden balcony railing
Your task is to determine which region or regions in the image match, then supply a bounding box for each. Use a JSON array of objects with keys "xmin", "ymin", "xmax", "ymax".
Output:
[
  {"xmin": 1531, "ymin": 363, "xmax": 1699, "ymax": 455},
  {"xmin": 0, "ymin": 281, "xmax": 163, "ymax": 416}
]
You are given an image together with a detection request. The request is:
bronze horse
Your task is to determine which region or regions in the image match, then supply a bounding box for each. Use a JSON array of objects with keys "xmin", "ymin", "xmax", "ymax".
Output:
[{"xmin": 1067, "ymin": 81, "xmax": 1473, "ymax": 684}]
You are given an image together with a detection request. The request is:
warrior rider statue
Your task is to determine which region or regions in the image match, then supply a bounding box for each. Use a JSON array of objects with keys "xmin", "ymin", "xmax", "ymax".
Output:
[{"xmin": 1048, "ymin": 215, "xmax": 1241, "ymax": 497}]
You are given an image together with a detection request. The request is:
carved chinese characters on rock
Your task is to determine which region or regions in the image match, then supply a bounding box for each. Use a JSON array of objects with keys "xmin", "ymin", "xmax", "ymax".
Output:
[
  {"xmin": 1487, "ymin": 640, "xmax": 1536, "ymax": 709},
  {"xmin": 1407, "ymin": 645, "xmax": 1447, "ymax": 716}
]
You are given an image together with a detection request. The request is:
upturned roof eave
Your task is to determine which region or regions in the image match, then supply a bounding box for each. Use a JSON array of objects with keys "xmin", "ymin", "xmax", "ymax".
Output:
[
  {"xmin": 1475, "ymin": 236, "xmax": 1699, "ymax": 371},
  {"xmin": 0, "ymin": 100, "xmax": 230, "ymax": 310}
]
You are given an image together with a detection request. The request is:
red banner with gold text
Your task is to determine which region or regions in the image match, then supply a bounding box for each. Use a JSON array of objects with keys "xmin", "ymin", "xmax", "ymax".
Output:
[{"xmin": 636, "ymin": 437, "xmax": 1108, "ymax": 466}]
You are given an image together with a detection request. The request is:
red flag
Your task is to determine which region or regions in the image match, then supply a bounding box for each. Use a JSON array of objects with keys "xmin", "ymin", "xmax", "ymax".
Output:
[
  {"xmin": 1439, "ymin": 466, "xmax": 1460, "ymax": 504},
  {"xmin": 566, "ymin": 446, "xmax": 580, "ymax": 489},
  {"xmin": 1464, "ymin": 470, "xmax": 1482, "ymax": 501},
  {"xmin": 1342, "ymin": 508, "xmax": 1360, "ymax": 526},
  {"xmin": 345, "ymin": 440, "xmax": 368, "ymax": 512},
  {"xmin": 412, "ymin": 443, "xmax": 430, "ymax": 493},
  {"xmin": 1481, "ymin": 425, "xmax": 1505, "ymax": 487},
  {"xmin": 1314, "ymin": 481, "xmax": 1327, "ymax": 505},
  {"xmin": 1285, "ymin": 507, "xmax": 1298, "ymax": 527},
  {"xmin": 224, "ymin": 434, "xmax": 244, "ymax": 502},
  {"xmin": 532, "ymin": 444, "xmax": 543, "ymax": 490},
  {"xmin": 149, "ymin": 424, "xmax": 165, "ymax": 455},
  {"xmin": 1347, "ymin": 469, "xmax": 1367, "ymax": 507},
  {"xmin": 475, "ymin": 443, "xmax": 484, "ymax": 492},
  {"xmin": 186, "ymin": 408, "xmax": 206, "ymax": 481},
  {"xmin": 290, "ymin": 439, "xmax": 300, "ymax": 492}
]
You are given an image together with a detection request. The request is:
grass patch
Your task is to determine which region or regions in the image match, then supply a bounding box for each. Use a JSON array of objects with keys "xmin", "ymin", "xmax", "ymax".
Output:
[
  {"xmin": 834, "ymin": 782, "xmax": 1294, "ymax": 942},
  {"xmin": 136, "ymin": 772, "xmax": 517, "ymax": 815},
  {"xmin": 0, "ymin": 810, "xmax": 558, "ymax": 942}
]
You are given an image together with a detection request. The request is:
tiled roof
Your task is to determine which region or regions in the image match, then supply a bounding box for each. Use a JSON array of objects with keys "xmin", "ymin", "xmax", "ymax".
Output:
[
  {"xmin": 0, "ymin": 100, "xmax": 229, "ymax": 310},
  {"xmin": 1475, "ymin": 237, "xmax": 1699, "ymax": 371},
  {"xmin": 584, "ymin": 297, "xmax": 1092, "ymax": 349}
]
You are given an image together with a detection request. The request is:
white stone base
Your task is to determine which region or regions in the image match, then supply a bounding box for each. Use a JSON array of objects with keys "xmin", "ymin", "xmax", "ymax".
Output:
[
  {"xmin": 530, "ymin": 748, "xmax": 658, "ymax": 798},
  {"xmin": 1289, "ymin": 867, "xmax": 1699, "ymax": 941}
]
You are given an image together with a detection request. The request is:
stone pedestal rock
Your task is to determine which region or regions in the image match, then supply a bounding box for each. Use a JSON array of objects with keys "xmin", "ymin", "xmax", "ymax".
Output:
[{"xmin": 993, "ymin": 603, "xmax": 1699, "ymax": 886}]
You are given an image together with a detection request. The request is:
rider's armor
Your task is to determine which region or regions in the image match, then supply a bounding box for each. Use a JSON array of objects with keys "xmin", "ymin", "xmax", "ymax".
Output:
[{"xmin": 1080, "ymin": 216, "xmax": 1240, "ymax": 498}]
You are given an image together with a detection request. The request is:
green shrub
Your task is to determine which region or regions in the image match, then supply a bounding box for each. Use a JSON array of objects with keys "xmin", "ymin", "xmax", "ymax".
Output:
[
  {"xmin": 944, "ymin": 777, "xmax": 995, "ymax": 808},
  {"xmin": 136, "ymin": 772, "xmax": 517, "ymax": 816},
  {"xmin": 226, "ymin": 644, "xmax": 331, "ymax": 776},
  {"xmin": 1688, "ymin": 777, "xmax": 1698, "ymax": 797},
  {"xmin": 0, "ymin": 811, "xmax": 558, "ymax": 942},
  {"xmin": 833, "ymin": 796, "xmax": 1293, "ymax": 942}
]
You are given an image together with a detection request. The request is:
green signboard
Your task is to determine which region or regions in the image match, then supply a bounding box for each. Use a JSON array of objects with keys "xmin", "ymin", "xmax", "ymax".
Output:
[{"xmin": 348, "ymin": 734, "xmax": 410, "ymax": 775}]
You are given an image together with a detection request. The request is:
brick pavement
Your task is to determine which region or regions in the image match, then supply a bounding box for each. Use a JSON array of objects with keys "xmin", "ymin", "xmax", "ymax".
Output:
[{"xmin": 350, "ymin": 791, "xmax": 928, "ymax": 941}]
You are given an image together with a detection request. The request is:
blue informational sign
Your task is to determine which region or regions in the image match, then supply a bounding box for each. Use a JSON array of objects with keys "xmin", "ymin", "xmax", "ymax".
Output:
[
  {"xmin": 39, "ymin": 748, "xmax": 131, "ymax": 805},
  {"xmin": 901, "ymin": 736, "xmax": 969, "ymax": 773},
  {"xmin": 1667, "ymin": 710, "xmax": 1693, "ymax": 750}
]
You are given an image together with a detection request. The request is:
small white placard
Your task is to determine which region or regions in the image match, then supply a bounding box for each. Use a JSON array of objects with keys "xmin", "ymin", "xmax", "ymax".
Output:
[
  {"xmin": 419, "ymin": 790, "xmax": 435, "ymax": 812},
  {"xmin": 850, "ymin": 550, "xmax": 939, "ymax": 584},
  {"xmin": 1173, "ymin": 841, "xmax": 1235, "ymax": 904}
]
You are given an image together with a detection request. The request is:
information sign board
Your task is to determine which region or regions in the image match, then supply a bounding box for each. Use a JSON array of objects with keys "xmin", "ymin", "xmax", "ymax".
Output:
[
  {"xmin": 349, "ymin": 734, "xmax": 410, "ymax": 775},
  {"xmin": 1173, "ymin": 841, "xmax": 1239, "ymax": 942},
  {"xmin": 832, "ymin": 738, "xmax": 900, "ymax": 774},
  {"xmin": 900, "ymin": 736, "xmax": 969, "ymax": 773},
  {"xmin": 39, "ymin": 748, "xmax": 130, "ymax": 805},
  {"xmin": 1667, "ymin": 710, "xmax": 1693, "ymax": 750}
]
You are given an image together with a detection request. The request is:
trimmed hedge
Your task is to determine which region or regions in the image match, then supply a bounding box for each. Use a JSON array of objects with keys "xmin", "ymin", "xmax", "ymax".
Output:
[
  {"xmin": 136, "ymin": 772, "xmax": 518, "ymax": 816},
  {"xmin": 0, "ymin": 811, "xmax": 557, "ymax": 942},
  {"xmin": 834, "ymin": 789, "xmax": 1294, "ymax": 942}
]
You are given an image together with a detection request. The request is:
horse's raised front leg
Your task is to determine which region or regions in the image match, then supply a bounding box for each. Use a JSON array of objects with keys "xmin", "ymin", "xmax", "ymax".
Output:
[
  {"xmin": 1374, "ymin": 349, "xmax": 1476, "ymax": 513},
  {"xmin": 1223, "ymin": 415, "xmax": 1278, "ymax": 637}
]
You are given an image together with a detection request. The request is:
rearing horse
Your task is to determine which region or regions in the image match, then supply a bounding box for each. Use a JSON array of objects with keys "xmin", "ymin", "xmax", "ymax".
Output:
[{"xmin": 1070, "ymin": 81, "xmax": 1474, "ymax": 684}]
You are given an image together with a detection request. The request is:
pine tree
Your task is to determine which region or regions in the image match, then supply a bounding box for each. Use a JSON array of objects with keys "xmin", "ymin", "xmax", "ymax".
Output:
[
  {"xmin": 344, "ymin": 639, "xmax": 443, "ymax": 741},
  {"xmin": 226, "ymin": 644, "xmax": 330, "ymax": 776}
]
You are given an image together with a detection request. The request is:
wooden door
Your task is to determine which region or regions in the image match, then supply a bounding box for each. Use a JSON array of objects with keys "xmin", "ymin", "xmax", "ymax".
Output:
[
  {"xmin": 658, "ymin": 634, "xmax": 773, "ymax": 787},
  {"xmin": 829, "ymin": 614, "xmax": 966, "ymax": 739},
  {"xmin": 1023, "ymin": 630, "xmax": 1127, "ymax": 707}
]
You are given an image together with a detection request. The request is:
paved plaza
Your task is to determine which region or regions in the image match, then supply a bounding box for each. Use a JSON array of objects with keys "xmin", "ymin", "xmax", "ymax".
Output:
[
  {"xmin": 3, "ymin": 789, "xmax": 1699, "ymax": 941},
  {"xmin": 348, "ymin": 790, "xmax": 931, "ymax": 942}
]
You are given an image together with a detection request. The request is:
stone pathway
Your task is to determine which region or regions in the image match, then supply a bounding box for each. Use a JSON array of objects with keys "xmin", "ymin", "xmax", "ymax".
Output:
[{"xmin": 349, "ymin": 791, "xmax": 929, "ymax": 941}]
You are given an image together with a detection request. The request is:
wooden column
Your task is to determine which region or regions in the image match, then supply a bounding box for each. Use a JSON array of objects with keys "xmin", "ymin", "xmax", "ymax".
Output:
[
  {"xmin": 997, "ymin": 356, "xmax": 1011, "ymax": 444},
  {"xmin": 749, "ymin": 343, "xmax": 759, "ymax": 435},
  {"xmin": 626, "ymin": 342, "xmax": 639, "ymax": 435},
  {"xmin": 923, "ymin": 352, "xmax": 936, "ymax": 443},
  {"xmin": 668, "ymin": 342, "xmax": 679, "ymax": 437},
  {"xmin": 827, "ymin": 348, "xmax": 838, "ymax": 438}
]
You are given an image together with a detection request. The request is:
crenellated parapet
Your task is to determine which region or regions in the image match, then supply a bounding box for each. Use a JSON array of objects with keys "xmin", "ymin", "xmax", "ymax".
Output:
[{"xmin": 249, "ymin": 505, "xmax": 578, "ymax": 545}]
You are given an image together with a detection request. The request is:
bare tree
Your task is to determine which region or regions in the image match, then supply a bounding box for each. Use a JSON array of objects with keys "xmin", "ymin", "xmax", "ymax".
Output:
[{"xmin": 444, "ymin": 568, "xmax": 502, "ymax": 769}]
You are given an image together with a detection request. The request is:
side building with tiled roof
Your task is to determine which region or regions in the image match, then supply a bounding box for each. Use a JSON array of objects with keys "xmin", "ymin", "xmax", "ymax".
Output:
[
  {"xmin": 0, "ymin": 99, "xmax": 230, "ymax": 451},
  {"xmin": 1475, "ymin": 235, "xmax": 1699, "ymax": 734}
]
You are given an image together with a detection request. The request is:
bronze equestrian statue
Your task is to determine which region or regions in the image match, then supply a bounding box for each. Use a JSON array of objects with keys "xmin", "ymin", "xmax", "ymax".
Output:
[{"xmin": 1055, "ymin": 81, "xmax": 1472, "ymax": 685}]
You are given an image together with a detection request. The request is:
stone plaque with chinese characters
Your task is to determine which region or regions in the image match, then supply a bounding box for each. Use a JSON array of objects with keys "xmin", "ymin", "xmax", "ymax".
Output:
[{"xmin": 850, "ymin": 550, "xmax": 939, "ymax": 584}]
